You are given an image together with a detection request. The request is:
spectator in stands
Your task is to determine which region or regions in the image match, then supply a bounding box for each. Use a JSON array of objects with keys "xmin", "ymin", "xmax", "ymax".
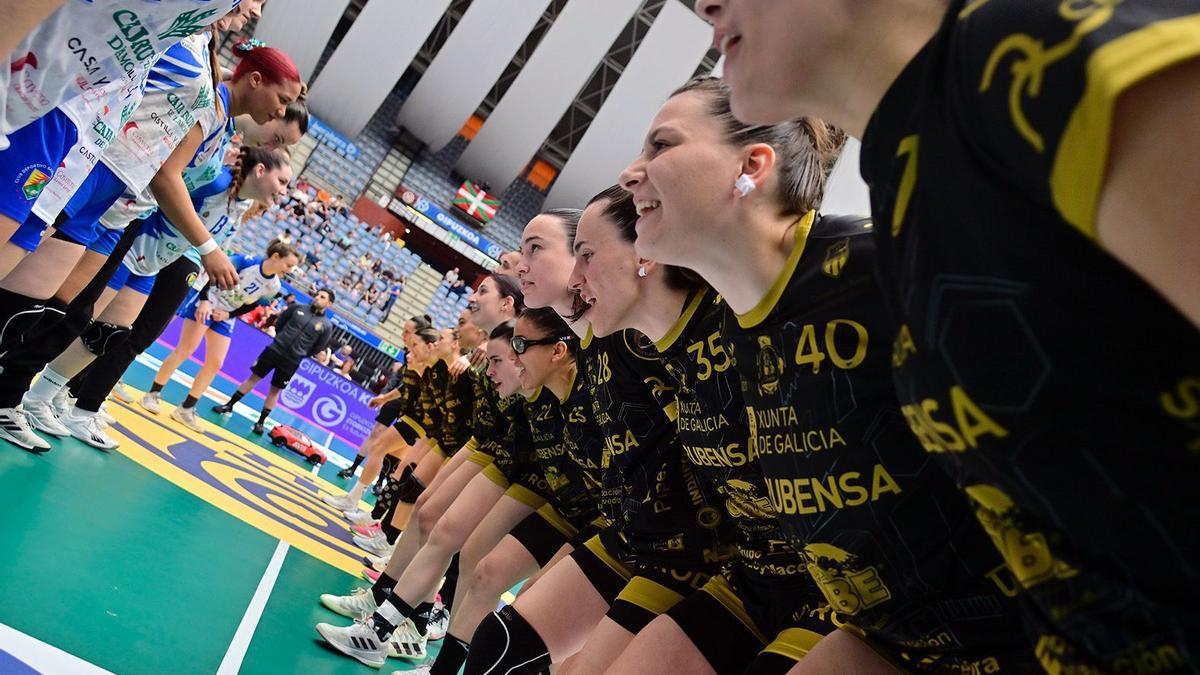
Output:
[
  {"xmin": 371, "ymin": 257, "xmax": 383, "ymax": 275},
  {"xmin": 331, "ymin": 344, "xmax": 355, "ymax": 378},
  {"xmin": 339, "ymin": 271, "xmax": 357, "ymax": 290},
  {"xmin": 273, "ymin": 228, "xmax": 294, "ymax": 246},
  {"xmin": 333, "ymin": 194, "xmax": 349, "ymax": 216},
  {"xmin": 337, "ymin": 230, "xmax": 354, "ymax": 250},
  {"xmin": 305, "ymin": 248, "xmax": 321, "ymax": 269},
  {"xmin": 349, "ymin": 279, "xmax": 366, "ymax": 303},
  {"xmin": 295, "ymin": 177, "xmax": 311, "ymax": 194},
  {"xmin": 313, "ymin": 347, "xmax": 332, "ymax": 366},
  {"xmin": 358, "ymin": 253, "xmax": 373, "ymax": 271},
  {"xmin": 444, "ymin": 267, "xmax": 460, "ymax": 287},
  {"xmin": 380, "ymin": 275, "xmax": 404, "ymax": 320}
]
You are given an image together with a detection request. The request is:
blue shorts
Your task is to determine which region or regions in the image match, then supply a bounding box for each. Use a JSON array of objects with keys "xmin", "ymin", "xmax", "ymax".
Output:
[
  {"xmin": 177, "ymin": 289, "xmax": 236, "ymax": 338},
  {"xmin": 0, "ymin": 109, "xmax": 78, "ymax": 225},
  {"xmin": 106, "ymin": 262, "xmax": 156, "ymax": 295},
  {"xmin": 88, "ymin": 226, "xmax": 123, "ymax": 255},
  {"xmin": 9, "ymin": 162, "xmax": 127, "ymax": 250}
]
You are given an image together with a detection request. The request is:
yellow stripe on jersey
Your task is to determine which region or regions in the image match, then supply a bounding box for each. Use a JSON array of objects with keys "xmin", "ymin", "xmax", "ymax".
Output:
[
  {"xmin": 581, "ymin": 325, "xmax": 595, "ymax": 349},
  {"xmin": 584, "ymin": 535, "xmax": 634, "ymax": 580},
  {"xmin": 467, "ymin": 450, "xmax": 495, "ymax": 468},
  {"xmin": 737, "ymin": 210, "xmax": 816, "ymax": 329},
  {"xmin": 399, "ymin": 415, "xmax": 427, "ymax": 439},
  {"xmin": 762, "ymin": 627, "xmax": 826, "ymax": 662},
  {"xmin": 504, "ymin": 482, "xmax": 547, "ymax": 509},
  {"xmin": 656, "ymin": 290, "xmax": 708, "ymax": 352},
  {"xmin": 558, "ymin": 368, "xmax": 578, "ymax": 404},
  {"xmin": 536, "ymin": 503, "xmax": 579, "ymax": 539},
  {"xmin": 1051, "ymin": 13, "xmax": 1200, "ymax": 237},
  {"xmin": 700, "ymin": 574, "xmax": 770, "ymax": 645},
  {"xmin": 616, "ymin": 576, "xmax": 688, "ymax": 616},
  {"xmin": 482, "ymin": 462, "xmax": 511, "ymax": 489},
  {"xmin": 464, "ymin": 436, "xmax": 479, "ymax": 452}
]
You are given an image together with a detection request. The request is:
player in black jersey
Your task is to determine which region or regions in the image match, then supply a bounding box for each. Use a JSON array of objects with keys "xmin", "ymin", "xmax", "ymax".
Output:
[
  {"xmin": 697, "ymin": 0, "xmax": 1200, "ymax": 670},
  {"xmin": 464, "ymin": 184, "xmax": 738, "ymax": 675},
  {"xmin": 617, "ymin": 75, "xmax": 1035, "ymax": 672},
  {"xmin": 568, "ymin": 186, "xmax": 831, "ymax": 675},
  {"xmin": 323, "ymin": 315, "xmax": 432, "ymax": 512}
]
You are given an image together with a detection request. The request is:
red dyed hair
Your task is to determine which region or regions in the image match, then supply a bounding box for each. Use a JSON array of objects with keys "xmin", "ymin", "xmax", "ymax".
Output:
[{"xmin": 231, "ymin": 44, "xmax": 301, "ymax": 85}]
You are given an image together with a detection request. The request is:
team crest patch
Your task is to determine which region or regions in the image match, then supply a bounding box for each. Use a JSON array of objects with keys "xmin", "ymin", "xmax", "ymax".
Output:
[
  {"xmin": 755, "ymin": 335, "xmax": 784, "ymax": 396},
  {"xmin": 822, "ymin": 238, "xmax": 850, "ymax": 278},
  {"xmin": 185, "ymin": 272, "xmax": 198, "ymax": 287},
  {"xmin": 19, "ymin": 167, "xmax": 51, "ymax": 200},
  {"xmin": 313, "ymin": 322, "xmax": 323, "ymax": 331}
]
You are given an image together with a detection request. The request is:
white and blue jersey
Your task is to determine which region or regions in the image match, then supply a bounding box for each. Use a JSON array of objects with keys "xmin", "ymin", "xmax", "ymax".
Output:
[{"xmin": 178, "ymin": 253, "xmax": 282, "ymax": 337}]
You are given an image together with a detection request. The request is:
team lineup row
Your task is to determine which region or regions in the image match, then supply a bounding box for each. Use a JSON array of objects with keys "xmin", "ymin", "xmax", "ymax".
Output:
[{"xmin": 0, "ymin": 0, "xmax": 1197, "ymax": 674}]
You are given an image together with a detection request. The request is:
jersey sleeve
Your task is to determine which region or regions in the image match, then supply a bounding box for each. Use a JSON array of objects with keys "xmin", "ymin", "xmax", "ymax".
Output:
[{"xmin": 956, "ymin": 0, "xmax": 1200, "ymax": 238}]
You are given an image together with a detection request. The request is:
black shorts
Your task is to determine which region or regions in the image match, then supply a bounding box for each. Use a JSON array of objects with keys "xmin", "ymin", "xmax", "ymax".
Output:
[
  {"xmin": 667, "ymin": 562, "xmax": 833, "ymax": 675},
  {"xmin": 375, "ymin": 398, "xmax": 403, "ymax": 426},
  {"xmin": 249, "ymin": 349, "xmax": 300, "ymax": 389},
  {"xmin": 509, "ymin": 505, "xmax": 576, "ymax": 567}
]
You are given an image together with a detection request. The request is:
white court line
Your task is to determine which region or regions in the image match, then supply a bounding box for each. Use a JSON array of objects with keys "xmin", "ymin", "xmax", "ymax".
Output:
[
  {"xmin": 214, "ymin": 461, "xmax": 322, "ymax": 675},
  {"xmin": 0, "ymin": 622, "xmax": 115, "ymax": 674}
]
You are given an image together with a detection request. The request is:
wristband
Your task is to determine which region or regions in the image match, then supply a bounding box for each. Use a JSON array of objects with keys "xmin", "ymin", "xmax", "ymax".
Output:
[{"xmin": 197, "ymin": 238, "xmax": 219, "ymax": 255}]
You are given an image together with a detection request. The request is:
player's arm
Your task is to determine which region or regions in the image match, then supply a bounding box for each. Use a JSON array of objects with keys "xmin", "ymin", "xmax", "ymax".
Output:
[
  {"xmin": 1096, "ymin": 58, "xmax": 1200, "ymax": 328},
  {"xmin": 148, "ymin": 124, "xmax": 237, "ymax": 289}
]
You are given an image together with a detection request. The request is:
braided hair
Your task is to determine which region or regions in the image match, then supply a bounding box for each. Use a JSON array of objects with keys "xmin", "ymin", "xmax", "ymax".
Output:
[{"xmin": 228, "ymin": 146, "xmax": 289, "ymax": 209}]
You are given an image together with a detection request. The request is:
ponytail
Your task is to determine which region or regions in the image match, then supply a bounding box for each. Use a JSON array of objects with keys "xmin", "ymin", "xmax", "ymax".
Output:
[{"xmin": 232, "ymin": 40, "xmax": 301, "ymax": 86}]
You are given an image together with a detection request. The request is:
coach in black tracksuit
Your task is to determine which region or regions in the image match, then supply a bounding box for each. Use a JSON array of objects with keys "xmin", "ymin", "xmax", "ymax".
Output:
[{"xmin": 213, "ymin": 288, "xmax": 335, "ymax": 434}]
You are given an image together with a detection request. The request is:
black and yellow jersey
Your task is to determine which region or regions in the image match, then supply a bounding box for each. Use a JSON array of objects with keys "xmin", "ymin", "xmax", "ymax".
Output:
[
  {"xmin": 417, "ymin": 360, "xmax": 450, "ymax": 447},
  {"xmin": 524, "ymin": 381, "xmax": 602, "ymax": 528},
  {"xmin": 725, "ymin": 212, "xmax": 1033, "ymax": 670},
  {"xmin": 860, "ymin": 1, "xmax": 1200, "ymax": 669},
  {"xmin": 438, "ymin": 363, "xmax": 477, "ymax": 453},
  {"xmin": 465, "ymin": 364, "xmax": 502, "ymax": 456},
  {"xmin": 396, "ymin": 364, "xmax": 431, "ymax": 443},
  {"xmin": 582, "ymin": 328, "xmax": 733, "ymax": 569},
  {"xmin": 657, "ymin": 287, "xmax": 799, "ymax": 576}
]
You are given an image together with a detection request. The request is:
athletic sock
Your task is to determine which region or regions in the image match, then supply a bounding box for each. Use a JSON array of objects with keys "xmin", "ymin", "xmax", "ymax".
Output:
[
  {"xmin": 347, "ymin": 454, "xmax": 365, "ymax": 472},
  {"xmin": 372, "ymin": 596, "xmax": 419, "ymax": 639},
  {"xmin": 440, "ymin": 554, "xmax": 460, "ymax": 612},
  {"xmin": 226, "ymin": 391, "xmax": 245, "ymax": 407},
  {"xmin": 181, "ymin": 395, "xmax": 198, "ymax": 409},
  {"xmin": 410, "ymin": 601, "xmax": 434, "ymax": 636},
  {"xmin": 149, "ymin": 381, "xmax": 165, "ymax": 394},
  {"xmin": 26, "ymin": 367, "xmax": 70, "ymax": 402},
  {"xmin": 430, "ymin": 634, "xmax": 471, "ymax": 675},
  {"xmin": 256, "ymin": 406, "xmax": 272, "ymax": 425},
  {"xmin": 347, "ymin": 480, "xmax": 368, "ymax": 503},
  {"xmin": 462, "ymin": 606, "xmax": 551, "ymax": 675},
  {"xmin": 370, "ymin": 572, "xmax": 397, "ymax": 605}
]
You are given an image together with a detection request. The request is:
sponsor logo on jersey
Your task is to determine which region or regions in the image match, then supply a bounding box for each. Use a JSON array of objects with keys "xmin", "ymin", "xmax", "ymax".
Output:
[
  {"xmin": 822, "ymin": 238, "xmax": 850, "ymax": 278},
  {"xmin": 10, "ymin": 51, "xmax": 38, "ymax": 72},
  {"xmin": 755, "ymin": 335, "xmax": 784, "ymax": 396},
  {"xmin": 803, "ymin": 542, "xmax": 892, "ymax": 615}
]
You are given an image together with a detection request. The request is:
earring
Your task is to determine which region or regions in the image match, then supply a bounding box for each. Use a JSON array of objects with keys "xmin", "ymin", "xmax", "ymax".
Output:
[
  {"xmin": 735, "ymin": 173, "xmax": 756, "ymax": 197},
  {"xmin": 637, "ymin": 266, "xmax": 647, "ymax": 278}
]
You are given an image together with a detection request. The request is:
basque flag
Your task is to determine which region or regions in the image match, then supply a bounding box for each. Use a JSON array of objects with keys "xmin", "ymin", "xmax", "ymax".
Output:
[{"xmin": 453, "ymin": 181, "xmax": 500, "ymax": 223}]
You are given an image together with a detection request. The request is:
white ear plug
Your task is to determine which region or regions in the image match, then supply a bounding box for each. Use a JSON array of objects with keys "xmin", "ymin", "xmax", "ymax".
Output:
[
  {"xmin": 735, "ymin": 173, "xmax": 756, "ymax": 197},
  {"xmin": 637, "ymin": 266, "xmax": 648, "ymax": 278}
]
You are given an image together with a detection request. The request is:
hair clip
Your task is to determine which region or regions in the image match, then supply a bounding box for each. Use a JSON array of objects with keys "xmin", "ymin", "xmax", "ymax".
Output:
[{"xmin": 236, "ymin": 39, "xmax": 267, "ymax": 52}]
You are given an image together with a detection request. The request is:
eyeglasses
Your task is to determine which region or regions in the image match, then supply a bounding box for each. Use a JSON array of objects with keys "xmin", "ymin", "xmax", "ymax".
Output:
[{"xmin": 510, "ymin": 334, "xmax": 574, "ymax": 355}]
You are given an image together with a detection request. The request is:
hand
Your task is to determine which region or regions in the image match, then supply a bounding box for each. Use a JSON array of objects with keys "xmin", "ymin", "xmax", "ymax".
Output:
[
  {"xmin": 368, "ymin": 396, "xmax": 385, "ymax": 409},
  {"xmin": 448, "ymin": 354, "xmax": 471, "ymax": 377},
  {"xmin": 467, "ymin": 346, "xmax": 487, "ymax": 368},
  {"xmin": 202, "ymin": 248, "xmax": 238, "ymax": 290},
  {"xmin": 194, "ymin": 300, "xmax": 213, "ymax": 324},
  {"xmin": 211, "ymin": 309, "xmax": 230, "ymax": 322}
]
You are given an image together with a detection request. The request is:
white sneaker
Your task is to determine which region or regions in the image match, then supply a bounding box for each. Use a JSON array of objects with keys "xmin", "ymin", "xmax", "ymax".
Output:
[
  {"xmin": 367, "ymin": 553, "xmax": 390, "ymax": 573},
  {"xmin": 388, "ymin": 619, "xmax": 428, "ymax": 661},
  {"xmin": 0, "ymin": 406, "xmax": 50, "ymax": 451},
  {"xmin": 353, "ymin": 533, "xmax": 395, "ymax": 557},
  {"xmin": 95, "ymin": 404, "xmax": 117, "ymax": 427},
  {"xmin": 319, "ymin": 587, "xmax": 378, "ymax": 619},
  {"xmin": 343, "ymin": 508, "xmax": 377, "ymax": 526},
  {"xmin": 314, "ymin": 618, "xmax": 390, "ymax": 668},
  {"xmin": 21, "ymin": 397, "xmax": 71, "ymax": 437},
  {"xmin": 170, "ymin": 405, "xmax": 203, "ymax": 431},
  {"xmin": 60, "ymin": 410, "xmax": 119, "ymax": 450},
  {"xmin": 321, "ymin": 492, "xmax": 358, "ymax": 510},
  {"xmin": 139, "ymin": 391, "xmax": 162, "ymax": 414},
  {"xmin": 109, "ymin": 381, "xmax": 134, "ymax": 403},
  {"xmin": 426, "ymin": 597, "xmax": 448, "ymax": 641},
  {"xmin": 51, "ymin": 388, "xmax": 75, "ymax": 419}
]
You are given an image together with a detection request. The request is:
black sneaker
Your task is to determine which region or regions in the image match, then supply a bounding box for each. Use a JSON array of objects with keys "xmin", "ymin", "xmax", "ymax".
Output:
[
  {"xmin": 212, "ymin": 403, "xmax": 233, "ymax": 414},
  {"xmin": 252, "ymin": 423, "xmax": 265, "ymax": 435},
  {"xmin": 337, "ymin": 468, "xmax": 354, "ymax": 479}
]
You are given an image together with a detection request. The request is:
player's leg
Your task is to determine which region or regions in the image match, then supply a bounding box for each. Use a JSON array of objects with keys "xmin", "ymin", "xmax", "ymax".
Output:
[
  {"xmin": 143, "ymin": 317, "xmax": 207, "ymax": 413},
  {"xmin": 169, "ymin": 328, "xmax": 230, "ymax": 431}
]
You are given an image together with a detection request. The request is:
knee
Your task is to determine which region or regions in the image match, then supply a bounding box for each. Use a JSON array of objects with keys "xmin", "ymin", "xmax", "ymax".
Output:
[
  {"xmin": 470, "ymin": 553, "xmax": 509, "ymax": 597},
  {"xmin": 426, "ymin": 519, "xmax": 466, "ymax": 554},
  {"xmin": 415, "ymin": 501, "xmax": 440, "ymax": 536}
]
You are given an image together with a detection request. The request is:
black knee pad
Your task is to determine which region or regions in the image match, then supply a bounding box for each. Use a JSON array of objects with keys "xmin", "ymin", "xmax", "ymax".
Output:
[
  {"xmin": 0, "ymin": 292, "xmax": 50, "ymax": 353},
  {"xmin": 462, "ymin": 606, "xmax": 551, "ymax": 675},
  {"xmin": 80, "ymin": 321, "xmax": 131, "ymax": 356},
  {"xmin": 398, "ymin": 475, "xmax": 426, "ymax": 505}
]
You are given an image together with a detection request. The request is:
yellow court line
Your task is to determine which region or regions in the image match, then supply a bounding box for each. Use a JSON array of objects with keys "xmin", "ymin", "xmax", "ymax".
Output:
[{"xmin": 106, "ymin": 394, "xmax": 371, "ymax": 576}]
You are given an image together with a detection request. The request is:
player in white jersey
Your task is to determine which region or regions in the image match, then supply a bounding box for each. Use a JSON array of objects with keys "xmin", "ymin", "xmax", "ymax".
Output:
[
  {"xmin": 0, "ymin": 39, "xmax": 301, "ymax": 397},
  {"xmin": 0, "ymin": 146, "xmax": 291, "ymax": 450},
  {"xmin": 155, "ymin": 241, "xmax": 298, "ymax": 433}
]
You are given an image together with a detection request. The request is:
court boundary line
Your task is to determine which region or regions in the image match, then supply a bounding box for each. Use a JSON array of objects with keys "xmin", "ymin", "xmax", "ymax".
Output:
[{"xmin": 0, "ymin": 622, "xmax": 114, "ymax": 674}]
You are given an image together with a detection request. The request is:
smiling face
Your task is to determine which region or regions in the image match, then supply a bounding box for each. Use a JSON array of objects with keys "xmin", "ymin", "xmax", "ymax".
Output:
[
  {"xmin": 517, "ymin": 215, "xmax": 575, "ymax": 310},
  {"xmin": 569, "ymin": 201, "xmax": 642, "ymax": 337},
  {"xmin": 512, "ymin": 315, "xmax": 564, "ymax": 390},
  {"xmin": 467, "ymin": 277, "xmax": 511, "ymax": 333},
  {"xmin": 240, "ymin": 160, "xmax": 292, "ymax": 204},
  {"xmin": 240, "ymin": 116, "xmax": 304, "ymax": 150},
  {"xmin": 619, "ymin": 92, "xmax": 745, "ymax": 268},
  {"xmin": 694, "ymin": 0, "xmax": 845, "ymax": 123},
  {"xmin": 458, "ymin": 310, "xmax": 487, "ymax": 350},
  {"xmin": 485, "ymin": 337, "xmax": 523, "ymax": 397}
]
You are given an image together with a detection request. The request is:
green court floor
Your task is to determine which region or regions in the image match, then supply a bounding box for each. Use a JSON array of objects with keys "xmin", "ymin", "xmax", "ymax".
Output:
[{"xmin": 0, "ymin": 353, "xmax": 438, "ymax": 674}]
